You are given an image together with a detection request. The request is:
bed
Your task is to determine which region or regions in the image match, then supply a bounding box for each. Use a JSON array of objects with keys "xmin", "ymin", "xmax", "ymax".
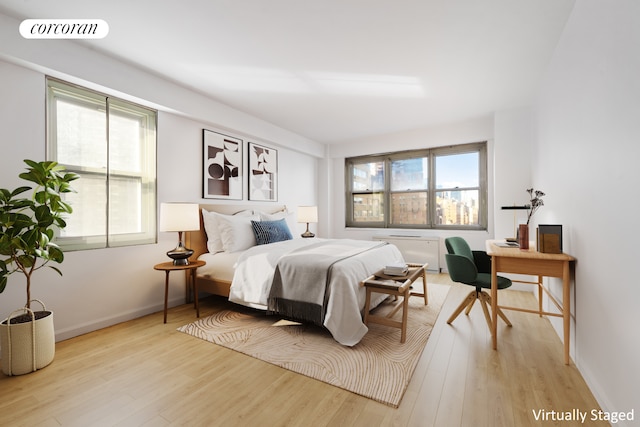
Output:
[{"xmin": 184, "ymin": 204, "xmax": 405, "ymax": 345}]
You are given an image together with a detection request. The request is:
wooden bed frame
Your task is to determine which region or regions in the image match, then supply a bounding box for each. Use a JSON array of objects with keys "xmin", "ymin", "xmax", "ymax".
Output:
[{"xmin": 184, "ymin": 204, "xmax": 288, "ymax": 299}]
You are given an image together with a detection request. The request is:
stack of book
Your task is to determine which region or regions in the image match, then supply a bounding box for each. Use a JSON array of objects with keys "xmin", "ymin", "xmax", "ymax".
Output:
[{"xmin": 383, "ymin": 262, "xmax": 408, "ymax": 276}]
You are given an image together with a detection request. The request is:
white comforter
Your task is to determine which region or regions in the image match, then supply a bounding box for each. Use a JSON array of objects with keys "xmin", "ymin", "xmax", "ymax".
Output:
[{"xmin": 229, "ymin": 238, "xmax": 404, "ymax": 346}]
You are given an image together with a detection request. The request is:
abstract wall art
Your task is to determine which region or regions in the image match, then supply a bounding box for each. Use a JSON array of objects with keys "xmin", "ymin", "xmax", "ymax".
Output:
[
  {"xmin": 203, "ymin": 130, "xmax": 243, "ymax": 199},
  {"xmin": 248, "ymin": 142, "xmax": 278, "ymax": 201}
]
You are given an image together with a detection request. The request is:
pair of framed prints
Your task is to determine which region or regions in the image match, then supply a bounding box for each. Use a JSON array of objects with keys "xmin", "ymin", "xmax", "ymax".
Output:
[{"xmin": 202, "ymin": 129, "xmax": 277, "ymax": 201}]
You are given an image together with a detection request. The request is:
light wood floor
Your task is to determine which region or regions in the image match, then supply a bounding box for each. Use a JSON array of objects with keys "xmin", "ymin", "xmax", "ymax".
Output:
[{"xmin": 0, "ymin": 274, "xmax": 606, "ymax": 427}]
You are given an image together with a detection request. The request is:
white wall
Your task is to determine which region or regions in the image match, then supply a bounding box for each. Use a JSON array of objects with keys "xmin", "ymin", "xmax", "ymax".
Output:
[
  {"xmin": 0, "ymin": 49, "xmax": 318, "ymax": 340},
  {"xmin": 534, "ymin": 0, "xmax": 639, "ymax": 421},
  {"xmin": 493, "ymin": 108, "xmax": 534, "ymax": 240}
]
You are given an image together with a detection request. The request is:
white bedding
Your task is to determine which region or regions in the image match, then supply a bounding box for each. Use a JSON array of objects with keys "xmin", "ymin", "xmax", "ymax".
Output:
[
  {"xmin": 228, "ymin": 238, "xmax": 405, "ymax": 346},
  {"xmin": 197, "ymin": 251, "xmax": 240, "ymax": 283}
]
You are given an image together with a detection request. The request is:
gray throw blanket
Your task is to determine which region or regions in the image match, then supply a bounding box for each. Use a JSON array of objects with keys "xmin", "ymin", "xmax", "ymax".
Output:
[{"xmin": 267, "ymin": 239, "xmax": 387, "ymax": 326}]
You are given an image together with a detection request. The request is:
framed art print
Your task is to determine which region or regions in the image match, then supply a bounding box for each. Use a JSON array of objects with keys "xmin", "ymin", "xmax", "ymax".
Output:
[
  {"xmin": 248, "ymin": 142, "xmax": 278, "ymax": 201},
  {"xmin": 203, "ymin": 130, "xmax": 243, "ymax": 200}
]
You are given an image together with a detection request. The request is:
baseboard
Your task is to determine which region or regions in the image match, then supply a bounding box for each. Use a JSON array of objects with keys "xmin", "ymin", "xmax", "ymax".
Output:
[
  {"xmin": 53, "ymin": 296, "xmax": 185, "ymax": 342},
  {"xmin": 576, "ymin": 359, "xmax": 632, "ymax": 427}
]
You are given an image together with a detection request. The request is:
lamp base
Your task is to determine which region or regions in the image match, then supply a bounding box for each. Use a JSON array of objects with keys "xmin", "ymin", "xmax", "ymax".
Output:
[
  {"xmin": 301, "ymin": 222, "xmax": 315, "ymax": 238},
  {"xmin": 166, "ymin": 243, "xmax": 194, "ymax": 266}
]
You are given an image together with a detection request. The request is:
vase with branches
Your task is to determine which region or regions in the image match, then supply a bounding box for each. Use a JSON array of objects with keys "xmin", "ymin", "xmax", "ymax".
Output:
[{"xmin": 525, "ymin": 188, "xmax": 545, "ymax": 225}]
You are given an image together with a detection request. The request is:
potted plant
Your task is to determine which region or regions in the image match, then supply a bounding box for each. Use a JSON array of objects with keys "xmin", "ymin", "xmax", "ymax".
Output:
[{"xmin": 0, "ymin": 159, "xmax": 78, "ymax": 376}]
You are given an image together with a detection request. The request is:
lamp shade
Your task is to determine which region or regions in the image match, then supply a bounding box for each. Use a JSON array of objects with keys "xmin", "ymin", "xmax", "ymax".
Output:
[
  {"xmin": 159, "ymin": 203, "xmax": 200, "ymax": 232},
  {"xmin": 297, "ymin": 206, "xmax": 318, "ymax": 223}
]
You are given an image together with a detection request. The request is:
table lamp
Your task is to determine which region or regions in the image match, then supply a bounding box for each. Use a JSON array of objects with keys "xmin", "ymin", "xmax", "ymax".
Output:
[
  {"xmin": 297, "ymin": 206, "xmax": 318, "ymax": 238},
  {"xmin": 160, "ymin": 202, "xmax": 200, "ymax": 265},
  {"xmin": 501, "ymin": 205, "xmax": 530, "ymax": 242}
]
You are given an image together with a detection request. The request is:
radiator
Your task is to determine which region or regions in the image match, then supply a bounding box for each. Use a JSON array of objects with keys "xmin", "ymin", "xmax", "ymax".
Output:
[{"xmin": 373, "ymin": 235, "xmax": 440, "ymax": 272}]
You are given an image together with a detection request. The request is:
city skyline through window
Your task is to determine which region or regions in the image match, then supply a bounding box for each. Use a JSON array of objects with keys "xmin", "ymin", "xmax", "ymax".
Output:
[{"xmin": 346, "ymin": 142, "xmax": 487, "ymax": 229}]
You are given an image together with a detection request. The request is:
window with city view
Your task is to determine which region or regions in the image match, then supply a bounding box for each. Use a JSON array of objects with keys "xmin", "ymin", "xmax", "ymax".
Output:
[{"xmin": 345, "ymin": 142, "xmax": 487, "ymax": 230}]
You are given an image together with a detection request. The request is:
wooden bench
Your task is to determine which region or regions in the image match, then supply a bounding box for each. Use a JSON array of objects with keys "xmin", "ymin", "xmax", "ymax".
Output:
[{"xmin": 361, "ymin": 263, "xmax": 428, "ymax": 343}]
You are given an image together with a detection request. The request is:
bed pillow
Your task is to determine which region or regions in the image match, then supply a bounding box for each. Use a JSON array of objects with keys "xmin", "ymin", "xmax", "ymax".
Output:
[
  {"xmin": 258, "ymin": 210, "xmax": 299, "ymax": 238},
  {"xmin": 201, "ymin": 209, "xmax": 254, "ymax": 253},
  {"xmin": 251, "ymin": 219, "xmax": 293, "ymax": 245},
  {"xmin": 201, "ymin": 209, "xmax": 223, "ymax": 253},
  {"xmin": 217, "ymin": 213, "xmax": 259, "ymax": 252}
]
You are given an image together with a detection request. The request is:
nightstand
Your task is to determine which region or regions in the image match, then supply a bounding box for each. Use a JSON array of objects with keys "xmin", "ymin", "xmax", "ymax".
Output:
[{"xmin": 153, "ymin": 260, "xmax": 205, "ymax": 323}]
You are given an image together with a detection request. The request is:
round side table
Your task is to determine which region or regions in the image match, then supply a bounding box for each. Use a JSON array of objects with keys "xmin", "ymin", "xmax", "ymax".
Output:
[{"xmin": 153, "ymin": 260, "xmax": 205, "ymax": 323}]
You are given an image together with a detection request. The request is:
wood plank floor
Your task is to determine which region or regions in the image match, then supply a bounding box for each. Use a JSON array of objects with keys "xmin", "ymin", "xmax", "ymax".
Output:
[{"xmin": 0, "ymin": 274, "xmax": 606, "ymax": 426}]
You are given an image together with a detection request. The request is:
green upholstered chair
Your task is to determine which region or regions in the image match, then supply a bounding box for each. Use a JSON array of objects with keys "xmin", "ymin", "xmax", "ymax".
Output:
[{"xmin": 444, "ymin": 237, "xmax": 513, "ymax": 330}]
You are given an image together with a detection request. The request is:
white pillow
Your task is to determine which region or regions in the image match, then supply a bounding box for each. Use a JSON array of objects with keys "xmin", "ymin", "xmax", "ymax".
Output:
[
  {"xmin": 259, "ymin": 210, "xmax": 299, "ymax": 238},
  {"xmin": 201, "ymin": 209, "xmax": 255, "ymax": 253},
  {"xmin": 201, "ymin": 209, "xmax": 223, "ymax": 253},
  {"xmin": 216, "ymin": 213, "xmax": 260, "ymax": 252}
]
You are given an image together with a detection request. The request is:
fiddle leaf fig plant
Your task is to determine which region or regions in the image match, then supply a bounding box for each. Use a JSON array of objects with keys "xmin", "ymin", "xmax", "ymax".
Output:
[{"xmin": 0, "ymin": 160, "xmax": 79, "ymax": 309}]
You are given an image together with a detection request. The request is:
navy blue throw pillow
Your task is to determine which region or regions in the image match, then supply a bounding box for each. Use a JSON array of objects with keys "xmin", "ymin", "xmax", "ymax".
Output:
[{"xmin": 251, "ymin": 219, "xmax": 293, "ymax": 245}]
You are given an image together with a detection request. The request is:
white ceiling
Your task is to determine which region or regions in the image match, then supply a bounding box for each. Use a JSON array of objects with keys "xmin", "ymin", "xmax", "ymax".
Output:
[{"xmin": 0, "ymin": 0, "xmax": 575, "ymax": 144}]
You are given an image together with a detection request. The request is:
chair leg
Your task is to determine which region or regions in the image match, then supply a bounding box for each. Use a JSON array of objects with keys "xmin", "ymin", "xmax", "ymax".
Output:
[
  {"xmin": 464, "ymin": 297, "xmax": 476, "ymax": 315},
  {"xmin": 478, "ymin": 294, "xmax": 493, "ymax": 331},
  {"xmin": 447, "ymin": 290, "xmax": 476, "ymax": 324},
  {"xmin": 479, "ymin": 291, "xmax": 512, "ymax": 327},
  {"xmin": 448, "ymin": 289, "xmax": 514, "ymax": 330}
]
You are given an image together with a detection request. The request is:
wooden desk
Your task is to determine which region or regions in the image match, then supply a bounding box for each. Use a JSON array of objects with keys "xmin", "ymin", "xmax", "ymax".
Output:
[
  {"xmin": 486, "ymin": 240, "xmax": 575, "ymax": 364},
  {"xmin": 154, "ymin": 260, "xmax": 205, "ymax": 323}
]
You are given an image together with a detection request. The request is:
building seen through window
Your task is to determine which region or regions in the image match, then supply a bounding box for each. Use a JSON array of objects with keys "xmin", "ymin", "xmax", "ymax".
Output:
[{"xmin": 346, "ymin": 142, "xmax": 486, "ymax": 230}]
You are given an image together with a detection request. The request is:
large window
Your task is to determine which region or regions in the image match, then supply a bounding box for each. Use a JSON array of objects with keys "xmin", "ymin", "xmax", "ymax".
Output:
[
  {"xmin": 346, "ymin": 142, "xmax": 487, "ymax": 230},
  {"xmin": 46, "ymin": 78, "xmax": 157, "ymax": 250}
]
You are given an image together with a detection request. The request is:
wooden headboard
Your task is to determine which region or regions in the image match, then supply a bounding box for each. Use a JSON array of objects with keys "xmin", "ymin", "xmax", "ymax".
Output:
[{"xmin": 185, "ymin": 204, "xmax": 287, "ymax": 262}]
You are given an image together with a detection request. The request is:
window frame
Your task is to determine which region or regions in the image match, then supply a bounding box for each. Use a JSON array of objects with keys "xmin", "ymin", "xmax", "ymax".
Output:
[
  {"xmin": 348, "ymin": 155, "xmax": 386, "ymax": 227},
  {"xmin": 345, "ymin": 142, "xmax": 487, "ymax": 230},
  {"xmin": 46, "ymin": 77, "xmax": 157, "ymax": 250}
]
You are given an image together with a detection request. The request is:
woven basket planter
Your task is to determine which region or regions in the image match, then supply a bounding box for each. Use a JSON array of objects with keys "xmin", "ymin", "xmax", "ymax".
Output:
[{"xmin": 0, "ymin": 300, "xmax": 55, "ymax": 376}]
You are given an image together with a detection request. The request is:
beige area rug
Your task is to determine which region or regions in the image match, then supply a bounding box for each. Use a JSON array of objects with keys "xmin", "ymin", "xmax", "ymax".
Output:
[{"xmin": 178, "ymin": 281, "xmax": 449, "ymax": 408}]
